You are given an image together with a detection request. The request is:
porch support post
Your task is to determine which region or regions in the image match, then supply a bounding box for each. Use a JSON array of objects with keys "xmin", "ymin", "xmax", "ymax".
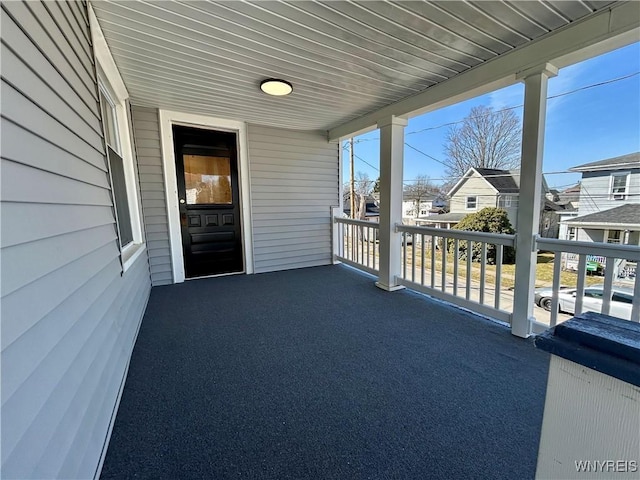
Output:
[
  {"xmin": 512, "ymin": 63, "xmax": 558, "ymax": 338},
  {"xmin": 376, "ymin": 115, "xmax": 408, "ymax": 291}
]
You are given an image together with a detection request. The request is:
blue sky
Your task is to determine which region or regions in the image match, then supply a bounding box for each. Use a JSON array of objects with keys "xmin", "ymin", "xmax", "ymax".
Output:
[{"xmin": 343, "ymin": 42, "xmax": 640, "ymax": 191}]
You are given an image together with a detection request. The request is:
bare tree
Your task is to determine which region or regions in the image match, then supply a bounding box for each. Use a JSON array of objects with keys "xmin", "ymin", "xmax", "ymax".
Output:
[
  {"xmin": 354, "ymin": 171, "xmax": 374, "ymax": 219},
  {"xmin": 403, "ymin": 175, "xmax": 440, "ymax": 218},
  {"xmin": 444, "ymin": 105, "xmax": 521, "ymax": 180}
]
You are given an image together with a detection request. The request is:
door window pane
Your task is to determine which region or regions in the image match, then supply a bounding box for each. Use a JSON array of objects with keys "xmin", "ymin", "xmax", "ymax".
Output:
[{"xmin": 184, "ymin": 155, "xmax": 232, "ymax": 204}]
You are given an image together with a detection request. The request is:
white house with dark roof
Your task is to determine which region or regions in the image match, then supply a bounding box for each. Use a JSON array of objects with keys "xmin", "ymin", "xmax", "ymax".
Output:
[
  {"xmin": 564, "ymin": 152, "xmax": 640, "ymax": 245},
  {"xmin": 419, "ymin": 167, "xmax": 556, "ymax": 232}
]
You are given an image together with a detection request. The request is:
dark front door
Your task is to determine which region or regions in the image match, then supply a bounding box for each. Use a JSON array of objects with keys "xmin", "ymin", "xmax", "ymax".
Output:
[{"xmin": 173, "ymin": 125, "xmax": 243, "ymax": 278}]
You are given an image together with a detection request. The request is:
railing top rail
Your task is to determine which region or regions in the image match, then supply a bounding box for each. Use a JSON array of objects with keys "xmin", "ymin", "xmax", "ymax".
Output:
[
  {"xmin": 334, "ymin": 217, "xmax": 379, "ymax": 228},
  {"xmin": 397, "ymin": 224, "xmax": 516, "ymax": 246},
  {"xmin": 536, "ymin": 236, "xmax": 640, "ymax": 261}
]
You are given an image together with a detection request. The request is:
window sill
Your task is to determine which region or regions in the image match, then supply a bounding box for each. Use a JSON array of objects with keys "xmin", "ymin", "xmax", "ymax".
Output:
[{"xmin": 121, "ymin": 242, "xmax": 146, "ymax": 273}]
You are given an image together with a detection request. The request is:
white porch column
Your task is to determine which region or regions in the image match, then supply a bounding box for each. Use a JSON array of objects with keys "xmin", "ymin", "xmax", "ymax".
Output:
[
  {"xmin": 512, "ymin": 63, "xmax": 558, "ymax": 337},
  {"xmin": 376, "ymin": 116, "xmax": 408, "ymax": 291}
]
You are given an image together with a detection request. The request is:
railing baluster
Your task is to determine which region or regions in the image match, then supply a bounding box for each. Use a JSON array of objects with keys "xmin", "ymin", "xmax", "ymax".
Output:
[
  {"xmin": 421, "ymin": 234, "xmax": 426, "ymax": 286},
  {"xmin": 602, "ymin": 256, "xmax": 615, "ymax": 316},
  {"xmin": 453, "ymin": 239, "xmax": 459, "ymax": 297},
  {"xmin": 550, "ymin": 253, "xmax": 562, "ymax": 327},
  {"xmin": 441, "ymin": 237, "xmax": 447, "ymax": 293},
  {"xmin": 411, "ymin": 236, "xmax": 416, "ymax": 283},
  {"xmin": 374, "ymin": 228, "xmax": 377, "ymax": 270},
  {"xmin": 495, "ymin": 244, "xmax": 503, "ymax": 311},
  {"xmin": 479, "ymin": 242, "xmax": 486, "ymax": 304},
  {"xmin": 575, "ymin": 255, "xmax": 587, "ymax": 315},
  {"xmin": 632, "ymin": 276, "xmax": 640, "ymax": 323},
  {"xmin": 402, "ymin": 232, "xmax": 407, "ymax": 280},
  {"xmin": 466, "ymin": 239, "xmax": 472, "ymax": 300},
  {"xmin": 431, "ymin": 235, "xmax": 436, "ymax": 288},
  {"xmin": 366, "ymin": 227, "xmax": 370, "ymax": 268}
]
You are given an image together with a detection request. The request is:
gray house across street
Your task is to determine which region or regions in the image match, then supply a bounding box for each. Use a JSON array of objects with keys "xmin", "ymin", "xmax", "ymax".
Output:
[{"xmin": 564, "ymin": 152, "xmax": 640, "ymax": 245}]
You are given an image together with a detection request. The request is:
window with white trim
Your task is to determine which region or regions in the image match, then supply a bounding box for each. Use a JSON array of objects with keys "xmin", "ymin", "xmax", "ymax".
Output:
[
  {"xmin": 498, "ymin": 195, "xmax": 512, "ymax": 208},
  {"xmin": 97, "ymin": 73, "xmax": 144, "ymax": 269},
  {"xmin": 466, "ymin": 196, "xmax": 477, "ymax": 210},
  {"xmin": 606, "ymin": 230, "xmax": 622, "ymax": 244},
  {"xmin": 99, "ymin": 86, "xmax": 134, "ymax": 249},
  {"xmin": 610, "ymin": 173, "xmax": 629, "ymax": 200},
  {"xmin": 567, "ymin": 227, "xmax": 576, "ymax": 241},
  {"xmin": 91, "ymin": 5, "xmax": 144, "ymax": 272}
]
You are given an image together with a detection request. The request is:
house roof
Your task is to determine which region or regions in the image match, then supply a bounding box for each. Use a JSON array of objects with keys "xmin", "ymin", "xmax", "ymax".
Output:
[
  {"xmin": 475, "ymin": 168, "xmax": 520, "ymax": 193},
  {"xmin": 570, "ymin": 152, "xmax": 640, "ymax": 172},
  {"xmin": 565, "ymin": 204, "xmax": 640, "ymax": 227},
  {"xmin": 448, "ymin": 168, "xmax": 519, "ymax": 197},
  {"xmin": 90, "ymin": 2, "xmax": 625, "ymax": 135}
]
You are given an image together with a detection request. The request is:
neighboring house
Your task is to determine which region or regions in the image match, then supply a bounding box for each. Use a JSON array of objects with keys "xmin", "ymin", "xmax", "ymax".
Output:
[
  {"xmin": 402, "ymin": 194, "xmax": 435, "ymax": 223},
  {"xmin": 555, "ymin": 184, "xmax": 581, "ymax": 242},
  {"xmin": 563, "ymin": 152, "xmax": 640, "ymax": 245},
  {"xmin": 343, "ymin": 193, "xmax": 380, "ymax": 221},
  {"xmin": 420, "ymin": 168, "xmax": 549, "ymax": 231}
]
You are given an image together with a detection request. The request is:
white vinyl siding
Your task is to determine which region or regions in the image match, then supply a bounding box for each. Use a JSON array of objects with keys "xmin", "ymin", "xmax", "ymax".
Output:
[
  {"xmin": 248, "ymin": 125, "xmax": 339, "ymax": 273},
  {"xmin": 1, "ymin": 3, "xmax": 151, "ymax": 479},
  {"xmin": 579, "ymin": 169, "xmax": 640, "ymax": 216}
]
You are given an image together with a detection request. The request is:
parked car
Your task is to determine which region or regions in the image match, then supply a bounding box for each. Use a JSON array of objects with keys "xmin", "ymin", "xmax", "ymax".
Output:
[{"xmin": 534, "ymin": 285, "xmax": 634, "ymax": 321}]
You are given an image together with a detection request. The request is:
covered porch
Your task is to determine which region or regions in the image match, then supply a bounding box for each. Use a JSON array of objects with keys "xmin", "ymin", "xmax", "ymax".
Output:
[
  {"xmin": 2, "ymin": 1, "xmax": 639, "ymax": 479},
  {"xmin": 101, "ymin": 264, "xmax": 548, "ymax": 479}
]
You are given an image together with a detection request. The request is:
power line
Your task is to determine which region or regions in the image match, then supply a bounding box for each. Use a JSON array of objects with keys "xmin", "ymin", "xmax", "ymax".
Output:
[
  {"xmin": 349, "ymin": 71, "xmax": 639, "ymax": 143},
  {"xmin": 404, "ymin": 142, "xmax": 449, "ymax": 168}
]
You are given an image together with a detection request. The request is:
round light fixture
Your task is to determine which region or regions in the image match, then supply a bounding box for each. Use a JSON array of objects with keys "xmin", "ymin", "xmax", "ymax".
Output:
[{"xmin": 260, "ymin": 79, "xmax": 293, "ymax": 96}]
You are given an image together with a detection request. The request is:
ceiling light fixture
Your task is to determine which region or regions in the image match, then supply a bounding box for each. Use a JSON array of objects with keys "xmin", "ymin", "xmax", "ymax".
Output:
[{"xmin": 260, "ymin": 79, "xmax": 293, "ymax": 96}]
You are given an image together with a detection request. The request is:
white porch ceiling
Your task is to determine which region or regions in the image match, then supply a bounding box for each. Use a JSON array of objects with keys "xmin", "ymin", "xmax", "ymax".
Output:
[{"xmin": 91, "ymin": 1, "xmax": 620, "ymax": 133}]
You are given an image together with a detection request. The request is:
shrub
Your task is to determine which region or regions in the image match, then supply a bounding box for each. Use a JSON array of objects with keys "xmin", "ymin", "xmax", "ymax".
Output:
[{"xmin": 447, "ymin": 207, "xmax": 516, "ymax": 264}]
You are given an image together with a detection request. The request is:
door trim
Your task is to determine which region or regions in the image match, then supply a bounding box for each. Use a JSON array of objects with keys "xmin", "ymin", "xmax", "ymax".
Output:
[{"xmin": 158, "ymin": 109, "xmax": 253, "ymax": 282}]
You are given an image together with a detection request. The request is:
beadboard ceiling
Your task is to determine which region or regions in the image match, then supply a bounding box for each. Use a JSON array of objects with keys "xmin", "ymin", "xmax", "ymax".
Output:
[{"xmin": 91, "ymin": 0, "xmax": 617, "ymax": 132}]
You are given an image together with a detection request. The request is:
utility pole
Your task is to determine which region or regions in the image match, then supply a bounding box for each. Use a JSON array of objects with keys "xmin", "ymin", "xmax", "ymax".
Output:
[{"xmin": 349, "ymin": 137, "xmax": 355, "ymax": 219}]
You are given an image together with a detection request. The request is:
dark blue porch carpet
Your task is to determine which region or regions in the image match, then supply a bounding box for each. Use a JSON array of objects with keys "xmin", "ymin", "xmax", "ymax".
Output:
[{"xmin": 100, "ymin": 264, "xmax": 549, "ymax": 480}]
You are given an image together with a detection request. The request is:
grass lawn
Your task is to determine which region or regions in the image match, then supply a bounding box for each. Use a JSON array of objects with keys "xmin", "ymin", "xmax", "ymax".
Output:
[
  {"xmin": 402, "ymin": 247, "xmax": 604, "ymax": 289},
  {"xmin": 343, "ymin": 238, "xmax": 606, "ymax": 289}
]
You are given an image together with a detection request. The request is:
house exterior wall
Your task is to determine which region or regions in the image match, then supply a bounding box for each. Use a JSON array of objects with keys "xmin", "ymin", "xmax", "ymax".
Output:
[
  {"xmin": 450, "ymin": 175, "xmax": 520, "ymax": 227},
  {"xmin": 402, "ymin": 200, "xmax": 433, "ymax": 220},
  {"xmin": 130, "ymin": 106, "xmax": 172, "ymax": 285},
  {"xmin": 248, "ymin": 125, "xmax": 340, "ymax": 273},
  {"xmin": 578, "ymin": 169, "xmax": 640, "ymax": 215},
  {"xmin": 1, "ymin": 2, "xmax": 151, "ymax": 478},
  {"xmin": 128, "ymin": 115, "xmax": 339, "ymax": 279},
  {"xmin": 578, "ymin": 228, "xmax": 606, "ymax": 243}
]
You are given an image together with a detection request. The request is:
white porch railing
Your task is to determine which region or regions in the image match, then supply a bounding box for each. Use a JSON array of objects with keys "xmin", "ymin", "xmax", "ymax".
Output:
[
  {"xmin": 396, "ymin": 224, "xmax": 516, "ymax": 324},
  {"xmin": 333, "ymin": 216, "xmax": 639, "ymax": 332},
  {"xmin": 534, "ymin": 237, "xmax": 640, "ymax": 330},
  {"xmin": 334, "ymin": 217, "xmax": 380, "ymax": 275}
]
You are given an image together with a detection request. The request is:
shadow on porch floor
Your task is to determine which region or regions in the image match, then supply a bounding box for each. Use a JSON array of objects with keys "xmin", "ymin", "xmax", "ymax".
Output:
[{"xmin": 101, "ymin": 264, "xmax": 549, "ymax": 480}]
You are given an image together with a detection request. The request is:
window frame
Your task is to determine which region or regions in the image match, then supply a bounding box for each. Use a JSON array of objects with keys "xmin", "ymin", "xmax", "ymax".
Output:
[
  {"xmin": 95, "ymin": 65, "xmax": 145, "ymax": 272},
  {"xmin": 499, "ymin": 195, "xmax": 512, "ymax": 208},
  {"xmin": 610, "ymin": 172, "xmax": 629, "ymax": 200},
  {"xmin": 466, "ymin": 196, "xmax": 477, "ymax": 210},
  {"xmin": 606, "ymin": 229, "xmax": 622, "ymax": 244}
]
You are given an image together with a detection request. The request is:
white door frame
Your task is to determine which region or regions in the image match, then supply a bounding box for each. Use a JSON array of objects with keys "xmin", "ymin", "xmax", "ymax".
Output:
[{"xmin": 158, "ymin": 109, "xmax": 254, "ymax": 282}]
